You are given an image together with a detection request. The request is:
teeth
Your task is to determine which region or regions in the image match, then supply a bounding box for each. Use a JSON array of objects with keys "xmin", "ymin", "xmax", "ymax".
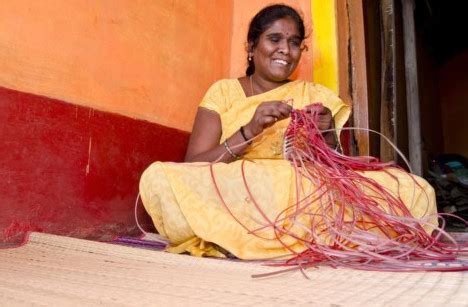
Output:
[{"xmin": 273, "ymin": 59, "xmax": 288, "ymax": 65}]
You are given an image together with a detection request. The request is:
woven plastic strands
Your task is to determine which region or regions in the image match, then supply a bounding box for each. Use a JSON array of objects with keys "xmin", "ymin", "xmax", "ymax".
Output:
[
  {"xmin": 259, "ymin": 104, "xmax": 467, "ymax": 272},
  {"xmin": 209, "ymin": 104, "xmax": 467, "ymax": 273}
]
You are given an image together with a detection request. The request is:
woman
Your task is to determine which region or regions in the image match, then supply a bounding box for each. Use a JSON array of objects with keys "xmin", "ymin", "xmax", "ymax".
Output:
[{"xmin": 139, "ymin": 4, "xmax": 437, "ymax": 259}]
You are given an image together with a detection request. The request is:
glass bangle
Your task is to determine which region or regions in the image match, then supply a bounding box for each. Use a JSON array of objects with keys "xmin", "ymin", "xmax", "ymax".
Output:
[
  {"xmin": 240, "ymin": 126, "xmax": 253, "ymax": 145},
  {"xmin": 223, "ymin": 140, "xmax": 240, "ymax": 159}
]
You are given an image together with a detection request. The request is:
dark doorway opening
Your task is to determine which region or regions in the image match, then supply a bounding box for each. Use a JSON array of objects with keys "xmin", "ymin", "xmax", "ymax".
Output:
[{"xmin": 415, "ymin": 0, "xmax": 468, "ymax": 230}]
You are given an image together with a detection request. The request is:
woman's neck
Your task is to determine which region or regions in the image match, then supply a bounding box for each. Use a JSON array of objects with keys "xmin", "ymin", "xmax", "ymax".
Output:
[{"xmin": 250, "ymin": 74, "xmax": 289, "ymax": 96}]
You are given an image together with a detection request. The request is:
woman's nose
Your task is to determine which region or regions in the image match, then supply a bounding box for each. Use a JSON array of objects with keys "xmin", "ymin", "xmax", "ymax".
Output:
[{"xmin": 278, "ymin": 40, "xmax": 290, "ymax": 54}]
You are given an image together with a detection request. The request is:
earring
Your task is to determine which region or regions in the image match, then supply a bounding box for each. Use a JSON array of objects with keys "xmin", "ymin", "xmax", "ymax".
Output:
[{"xmin": 248, "ymin": 53, "xmax": 253, "ymax": 61}]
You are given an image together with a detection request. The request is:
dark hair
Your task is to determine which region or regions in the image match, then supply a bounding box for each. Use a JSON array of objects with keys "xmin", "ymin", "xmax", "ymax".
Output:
[{"xmin": 246, "ymin": 4, "xmax": 306, "ymax": 76}]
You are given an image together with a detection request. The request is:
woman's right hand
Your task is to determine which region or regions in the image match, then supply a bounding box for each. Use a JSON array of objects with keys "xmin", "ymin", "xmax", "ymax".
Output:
[{"xmin": 243, "ymin": 100, "xmax": 292, "ymax": 138}]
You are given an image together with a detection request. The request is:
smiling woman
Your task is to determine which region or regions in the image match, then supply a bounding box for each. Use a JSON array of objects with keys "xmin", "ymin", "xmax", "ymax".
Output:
[
  {"xmin": 184, "ymin": 5, "xmax": 337, "ymax": 164},
  {"xmin": 246, "ymin": 9, "xmax": 304, "ymax": 83},
  {"xmin": 138, "ymin": 4, "xmax": 438, "ymax": 264},
  {"xmin": 246, "ymin": 18, "xmax": 303, "ymax": 92}
]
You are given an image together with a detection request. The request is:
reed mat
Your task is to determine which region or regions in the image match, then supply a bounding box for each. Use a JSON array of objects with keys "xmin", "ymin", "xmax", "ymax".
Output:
[{"xmin": 0, "ymin": 232, "xmax": 466, "ymax": 306}]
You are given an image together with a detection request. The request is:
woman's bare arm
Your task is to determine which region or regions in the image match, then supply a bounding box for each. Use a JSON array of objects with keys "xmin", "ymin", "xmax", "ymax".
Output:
[
  {"xmin": 184, "ymin": 107, "xmax": 249, "ymax": 163},
  {"xmin": 185, "ymin": 100, "xmax": 293, "ymax": 163}
]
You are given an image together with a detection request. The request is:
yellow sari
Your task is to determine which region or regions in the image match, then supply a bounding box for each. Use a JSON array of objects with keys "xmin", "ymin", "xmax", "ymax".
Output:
[{"xmin": 139, "ymin": 79, "xmax": 437, "ymax": 259}]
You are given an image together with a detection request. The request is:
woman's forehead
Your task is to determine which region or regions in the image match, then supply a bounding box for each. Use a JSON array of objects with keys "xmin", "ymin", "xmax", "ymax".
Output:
[{"xmin": 262, "ymin": 18, "xmax": 300, "ymax": 37}]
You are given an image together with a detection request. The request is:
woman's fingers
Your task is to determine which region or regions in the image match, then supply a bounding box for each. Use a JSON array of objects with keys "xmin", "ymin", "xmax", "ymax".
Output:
[
  {"xmin": 303, "ymin": 104, "xmax": 334, "ymax": 131},
  {"xmin": 260, "ymin": 111, "xmax": 280, "ymax": 126},
  {"xmin": 316, "ymin": 106, "xmax": 332, "ymax": 131},
  {"xmin": 263, "ymin": 116, "xmax": 277, "ymax": 126},
  {"xmin": 245, "ymin": 100, "xmax": 292, "ymax": 137},
  {"xmin": 262, "ymin": 100, "xmax": 292, "ymax": 120}
]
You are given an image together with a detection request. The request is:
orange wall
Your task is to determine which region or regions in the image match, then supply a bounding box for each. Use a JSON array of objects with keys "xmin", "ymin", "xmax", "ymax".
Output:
[
  {"xmin": 0, "ymin": 0, "xmax": 232, "ymax": 131},
  {"xmin": 0, "ymin": 1, "xmax": 319, "ymax": 132},
  {"xmin": 229, "ymin": 0, "xmax": 312, "ymax": 81}
]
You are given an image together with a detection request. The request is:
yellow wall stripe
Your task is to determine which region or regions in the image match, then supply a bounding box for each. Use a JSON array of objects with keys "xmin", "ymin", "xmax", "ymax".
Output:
[{"xmin": 311, "ymin": 0, "xmax": 339, "ymax": 93}]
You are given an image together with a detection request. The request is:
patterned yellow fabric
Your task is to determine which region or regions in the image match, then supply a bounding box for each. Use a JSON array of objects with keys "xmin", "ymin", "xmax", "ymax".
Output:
[
  {"xmin": 139, "ymin": 79, "xmax": 437, "ymax": 259},
  {"xmin": 199, "ymin": 79, "xmax": 349, "ymax": 159}
]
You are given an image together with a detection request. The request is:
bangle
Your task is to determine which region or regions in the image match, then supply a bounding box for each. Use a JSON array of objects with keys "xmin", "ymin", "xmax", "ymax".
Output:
[
  {"xmin": 223, "ymin": 140, "xmax": 240, "ymax": 159},
  {"xmin": 240, "ymin": 126, "xmax": 253, "ymax": 145}
]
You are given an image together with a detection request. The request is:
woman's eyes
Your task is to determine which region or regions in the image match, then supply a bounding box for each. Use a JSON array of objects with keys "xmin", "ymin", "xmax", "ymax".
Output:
[
  {"xmin": 290, "ymin": 40, "xmax": 301, "ymax": 47},
  {"xmin": 268, "ymin": 37, "xmax": 301, "ymax": 48}
]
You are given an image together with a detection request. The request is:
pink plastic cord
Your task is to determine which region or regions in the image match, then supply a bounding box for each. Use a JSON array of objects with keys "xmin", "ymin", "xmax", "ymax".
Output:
[{"xmin": 211, "ymin": 104, "xmax": 467, "ymax": 273}]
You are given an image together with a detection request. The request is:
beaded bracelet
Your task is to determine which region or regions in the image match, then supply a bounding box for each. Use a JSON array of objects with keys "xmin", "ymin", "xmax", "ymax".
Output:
[
  {"xmin": 239, "ymin": 126, "xmax": 253, "ymax": 145},
  {"xmin": 223, "ymin": 140, "xmax": 240, "ymax": 159}
]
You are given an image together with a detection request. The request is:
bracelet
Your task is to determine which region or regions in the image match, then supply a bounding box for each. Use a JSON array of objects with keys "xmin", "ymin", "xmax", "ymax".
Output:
[
  {"xmin": 223, "ymin": 140, "xmax": 240, "ymax": 159},
  {"xmin": 240, "ymin": 126, "xmax": 253, "ymax": 145}
]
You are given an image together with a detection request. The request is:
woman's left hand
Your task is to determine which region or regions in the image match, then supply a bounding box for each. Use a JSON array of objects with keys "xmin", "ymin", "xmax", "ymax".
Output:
[{"xmin": 304, "ymin": 104, "xmax": 337, "ymax": 149}]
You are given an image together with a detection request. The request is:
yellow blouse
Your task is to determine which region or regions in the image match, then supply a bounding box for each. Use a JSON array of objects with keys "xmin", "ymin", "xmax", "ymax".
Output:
[{"xmin": 199, "ymin": 79, "xmax": 351, "ymax": 159}]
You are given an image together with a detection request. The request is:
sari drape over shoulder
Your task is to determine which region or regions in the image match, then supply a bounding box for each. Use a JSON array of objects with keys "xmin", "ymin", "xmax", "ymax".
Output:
[{"xmin": 139, "ymin": 79, "xmax": 437, "ymax": 259}]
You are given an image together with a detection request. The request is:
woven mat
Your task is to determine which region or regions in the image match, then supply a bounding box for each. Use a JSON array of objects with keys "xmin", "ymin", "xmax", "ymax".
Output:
[{"xmin": 0, "ymin": 233, "xmax": 467, "ymax": 306}]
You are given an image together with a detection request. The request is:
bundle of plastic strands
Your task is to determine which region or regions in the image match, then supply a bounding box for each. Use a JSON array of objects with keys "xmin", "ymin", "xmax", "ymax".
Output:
[{"xmin": 223, "ymin": 103, "xmax": 467, "ymax": 275}]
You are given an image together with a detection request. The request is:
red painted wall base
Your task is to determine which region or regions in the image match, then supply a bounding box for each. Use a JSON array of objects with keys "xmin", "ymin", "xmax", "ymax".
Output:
[{"xmin": 0, "ymin": 87, "xmax": 190, "ymax": 243}]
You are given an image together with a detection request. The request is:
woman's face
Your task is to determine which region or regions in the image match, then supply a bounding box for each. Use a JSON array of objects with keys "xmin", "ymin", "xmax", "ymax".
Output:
[{"xmin": 251, "ymin": 17, "xmax": 303, "ymax": 82}]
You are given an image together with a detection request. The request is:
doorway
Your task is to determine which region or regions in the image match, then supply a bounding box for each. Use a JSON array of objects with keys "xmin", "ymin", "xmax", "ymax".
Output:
[{"xmin": 415, "ymin": 0, "xmax": 468, "ymax": 229}]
